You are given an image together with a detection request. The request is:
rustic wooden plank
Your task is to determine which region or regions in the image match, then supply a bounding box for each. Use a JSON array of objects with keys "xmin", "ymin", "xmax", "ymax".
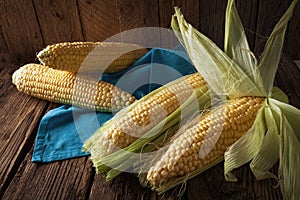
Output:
[
  {"xmin": 0, "ymin": 26, "xmax": 11, "ymax": 70},
  {"xmin": 79, "ymin": 0, "xmax": 161, "ymax": 46},
  {"xmin": 2, "ymin": 153, "xmax": 94, "ymax": 200},
  {"xmin": 236, "ymin": 0, "xmax": 259, "ymax": 50},
  {"xmin": 77, "ymin": 0, "xmax": 121, "ymax": 41},
  {"xmin": 0, "ymin": 65, "xmax": 49, "ymax": 197},
  {"xmin": 284, "ymin": 2, "xmax": 300, "ymax": 60},
  {"xmin": 118, "ymin": 0, "xmax": 159, "ymax": 29},
  {"xmin": 0, "ymin": 0, "xmax": 44, "ymax": 64},
  {"xmin": 187, "ymin": 164, "xmax": 224, "ymax": 200},
  {"xmin": 199, "ymin": 0, "xmax": 227, "ymax": 49},
  {"xmin": 89, "ymin": 173, "xmax": 185, "ymax": 200},
  {"xmin": 32, "ymin": 0, "xmax": 84, "ymax": 44},
  {"xmin": 275, "ymin": 55, "xmax": 300, "ymax": 107},
  {"xmin": 89, "ymin": 173, "xmax": 146, "ymax": 200},
  {"xmin": 158, "ymin": 0, "xmax": 199, "ymax": 29},
  {"xmin": 254, "ymin": 0, "xmax": 293, "ymax": 53},
  {"xmin": 252, "ymin": 164, "xmax": 282, "ymax": 200},
  {"xmin": 158, "ymin": 0, "xmax": 200, "ymax": 49},
  {"xmin": 115, "ymin": 0, "xmax": 160, "ymax": 47},
  {"xmin": 187, "ymin": 164, "xmax": 266, "ymax": 199}
]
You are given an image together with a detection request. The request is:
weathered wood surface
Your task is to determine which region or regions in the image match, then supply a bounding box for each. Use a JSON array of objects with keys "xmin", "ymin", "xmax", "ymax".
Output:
[
  {"xmin": 0, "ymin": 0, "xmax": 44, "ymax": 64},
  {"xmin": 0, "ymin": 66, "xmax": 49, "ymax": 197},
  {"xmin": 0, "ymin": 0, "xmax": 300, "ymax": 199},
  {"xmin": 32, "ymin": 0, "xmax": 84, "ymax": 44},
  {"xmin": 0, "ymin": 0, "xmax": 299, "ymax": 61}
]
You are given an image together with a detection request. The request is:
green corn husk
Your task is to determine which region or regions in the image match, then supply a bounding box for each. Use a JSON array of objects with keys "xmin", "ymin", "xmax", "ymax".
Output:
[
  {"xmin": 83, "ymin": 73, "xmax": 211, "ymax": 176},
  {"xmin": 103, "ymin": 90, "xmax": 210, "ymax": 180},
  {"xmin": 224, "ymin": 3, "xmax": 300, "ymax": 200},
  {"xmin": 92, "ymin": 87, "xmax": 209, "ymax": 174},
  {"xmin": 83, "ymin": 73, "xmax": 207, "ymax": 152},
  {"xmin": 141, "ymin": 0, "xmax": 299, "ymax": 198}
]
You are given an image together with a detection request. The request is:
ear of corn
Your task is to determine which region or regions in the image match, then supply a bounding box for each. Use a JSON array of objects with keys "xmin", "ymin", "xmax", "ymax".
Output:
[
  {"xmin": 83, "ymin": 73, "xmax": 207, "ymax": 158},
  {"xmin": 37, "ymin": 42, "xmax": 148, "ymax": 73},
  {"xmin": 91, "ymin": 87, "xmax": 210, "ymax": 178},
  {"xmin": 12, "ymin": 63, "xmax": 136, "ymax": 112},
  {"xmin": 145, "ymin": 96, "xmax": 265, "ymax": 192},
  {"xmin": 155, "ymin": 1, "xmax": 298, "ymax": 197}
]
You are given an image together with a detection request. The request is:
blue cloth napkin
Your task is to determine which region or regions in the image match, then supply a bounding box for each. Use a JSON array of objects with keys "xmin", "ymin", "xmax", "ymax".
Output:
[{"xmin": 32, "ymin": 48, "xmax": 197, "ymax": 162}]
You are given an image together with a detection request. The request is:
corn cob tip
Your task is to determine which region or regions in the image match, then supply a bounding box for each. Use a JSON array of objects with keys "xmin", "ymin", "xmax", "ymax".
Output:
[
  {"xmin": 12, "ymin": 69, "xmax": 19, "ymax": 86},
  {"xmin": 12, "ymin": 65, "xmax": 27, "ymax": 87},
  {"xmin": 37, "ymin": 48, "xmax": 49, "ymax": 65}
]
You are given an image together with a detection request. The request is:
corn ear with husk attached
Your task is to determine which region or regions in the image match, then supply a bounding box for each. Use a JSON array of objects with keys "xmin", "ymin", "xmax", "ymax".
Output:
[
  {"xmin": 142, "ymin": 0, "xmax": 300, "ymax": 198},
  {"xmin": 94, "ymin": 87, "xmax": 210, "ymax": 180},
  {"xmin": 82, "ymin": 72, "xmax": 210, "ymax": 175},
  {"xmin": 144, "ymin": 96, "xmax": 265, "ymax": 192}
]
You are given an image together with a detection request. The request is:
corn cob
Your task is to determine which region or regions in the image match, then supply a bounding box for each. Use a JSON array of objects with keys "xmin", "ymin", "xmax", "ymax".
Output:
[
  {"xmin": 86, "ymin": 73, "xmax": 207, "ymax": 156},
  {"xmin": 146, "ymin": 96, "xmax": 265, "ymax": 187},
  {"xmin": 12, "ymin": 64, "xmax": 136, "ymax": 112},
  {"xmin": 37, "ymin": 42, "xmax": 148, "ymax": 73}
]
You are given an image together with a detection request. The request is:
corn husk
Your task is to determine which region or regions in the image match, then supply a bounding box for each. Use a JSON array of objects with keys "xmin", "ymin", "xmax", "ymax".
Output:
[
  {"xmin": 83, "ymin": 74, "xmax": 211, "ymax": 177},
  {"xmin": 93, "ymin": 87, "xmax": 209, "ymax": 176},
  {"xmin": 146, "ymin": 0, "xmax": 300, "ymax": 198}
]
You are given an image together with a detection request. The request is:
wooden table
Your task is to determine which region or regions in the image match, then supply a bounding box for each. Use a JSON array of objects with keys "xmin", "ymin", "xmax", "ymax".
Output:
[{"xmin": 0, "ymin": 56, "xmax": 299, "ymax": 200}]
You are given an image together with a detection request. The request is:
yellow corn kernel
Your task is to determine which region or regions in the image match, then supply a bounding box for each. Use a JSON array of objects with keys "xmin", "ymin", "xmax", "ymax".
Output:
[
  {"xmin": 12, "ymin": 64, "xmax": 136, "ymax": 112},
  {"xmin": 37, "ymin": 42, "xmax": 148, "ymax": 73},
  {"xmin": 146, "ymin": 96, "xmax": 265, "ymax": 186},
  {"xmin": 89, "ymin": 73, "xmax": 206, "ymax": 155}
]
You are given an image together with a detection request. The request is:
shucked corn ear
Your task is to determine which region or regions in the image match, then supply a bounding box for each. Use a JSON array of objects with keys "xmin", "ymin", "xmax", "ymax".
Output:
[
  {"xmin": 37, "ymin": 42, "xmax": 148, "ymax": 73},
  {"xmin": 84, "ymin": 73, "xmax": 207, "ymax": 157},
  {"xmin": 12, "ymin": 63, "xmax": 136, "ymax": 112},
  {"xmin": 146, "ymin": 96, "xmax": 264, "ymax": 190}
]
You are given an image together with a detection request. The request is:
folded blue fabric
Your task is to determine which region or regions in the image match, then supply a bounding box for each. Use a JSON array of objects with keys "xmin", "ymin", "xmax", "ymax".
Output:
[{"xmin": 32, "ymin": 48, "xmax": 197, "ymax": 162}]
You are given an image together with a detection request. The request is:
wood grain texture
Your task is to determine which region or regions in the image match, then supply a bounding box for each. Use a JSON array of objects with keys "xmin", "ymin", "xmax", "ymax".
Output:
[
  {"xmin": 89, "ymin": 173, "xmax": 185, "ymax": 200},
  {"xmin": 117, "ymin": 0, "xmax": 159, "ymax": 29},
  {"xmin": 115, "ymin": 0, "xmax": 160, "ymax": 47},
  {"xmin": 236, "ymin": 0, "xmax": 259, "ymax": 50},
  {"xmin": 89, "ymin": 173, "xmax": 148, "ymax": 200},
  {"xmin": 158, "ymin": 0, "xmax": 200, "ymax": 29},
  {"xmin": 158, "ymin": 0, "xmax": 200, "ymax": 49},
  {"xmin": 285, "ymin": 2, "xmax": 300, "ymax": 59},
  {"xmin": 274, "ymin": 54, "xmax": 300, "ymax": 107},
  {"xmin": 79, "ymin": 0, "xmax": 161, "ymax": 46},
  {"xmin": 77, "ymin": 0, "xmax": 121, "ymax": 41},
  {"xmin": 187, "ymin": 161, "xmax": 282, "ymax": 200},
  {"xmin": 0, "ymin": 0, "xmax": 299, "ymax": 66},
  {"xmin": 254, "ymin": 0, "xmax": 293, "ymax": 53},
  {"xmin": 2, "ymin": 154, "xmax": 93, "ymax": 200},
  {"xmin": 0, "ymin": 66, "xmax": 49, "ymax": 198},
  {"xmin": 32, "ymin": 0, "xmax": 84, "ymax": 45},
  {"xmin": 199, "ymin": 0, "xmax": 227, "ymax": 49},
  {"xmin": 0, "ymin": 0, "xmax": 44, "ymax": 64},
  {"xmin": 0, "ymin": 26, "xmax": 11, "ymax": 69}
]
